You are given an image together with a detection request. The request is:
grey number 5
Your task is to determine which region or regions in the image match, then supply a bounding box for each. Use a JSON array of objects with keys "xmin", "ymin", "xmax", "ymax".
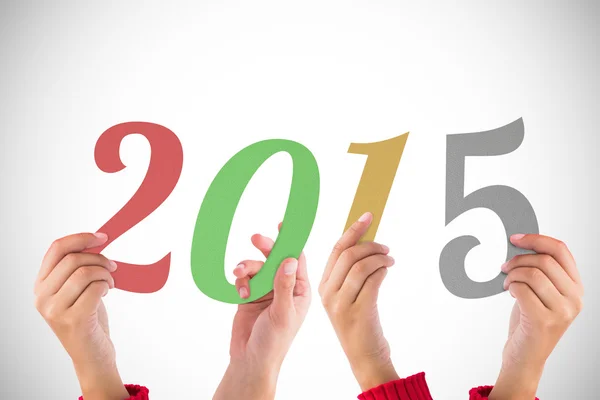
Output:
[{"xmin": 440, "ymin": 118, "xmax": 539, "ymax": 299}]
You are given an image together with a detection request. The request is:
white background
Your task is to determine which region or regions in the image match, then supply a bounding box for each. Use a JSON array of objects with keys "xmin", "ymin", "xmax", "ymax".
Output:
[{"xmin": 1, "ymin": 1, "xmax": 599, "ymax": 399}]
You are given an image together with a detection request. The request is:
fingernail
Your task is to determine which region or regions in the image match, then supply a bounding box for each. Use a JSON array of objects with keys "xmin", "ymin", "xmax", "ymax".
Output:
[
  {"xmin": 388, "ymin": 256, "xmax": 395, "ymax": 265},
  {"xmin": 234, "ymin": 263, "xmax": 245, "ymax": 275},
  {"xmin": 501, "ymin": 262, "xmax": 508, "ymax": 272},
  {"xmin": 503, "ymin": 277, "xmax": 509, "ymax": 290},
  {"xmin": 94, "ymin": 232, "xmax": 108, "ymax": 241},
  {"xmin": 238, "ymin": 287, "xmax": 248, "ymax": 298},
  {"xmin": 283, "ymin": 259, "xmax": 298, "ymax": 275},
  {"xmin": 511, "ymin": 234, "xmax": 525, "ymax": 241},
  {"xmin": 109, "ymin": 260, "xmax": 118, "ymax": 272},
  {"xmin": 381, "ymin": 244, "xmax": 390, "ymax": 254},
  {"xmin": 358, "ymin": 212, "xmax": 371, "ymax": 223},
  {"xmin": 102, "ymin": 287, "xmax": 109, "ymax": 296}
]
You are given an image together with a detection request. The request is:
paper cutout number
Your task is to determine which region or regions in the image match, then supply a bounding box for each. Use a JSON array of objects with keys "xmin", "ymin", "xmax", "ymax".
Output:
[
  {"xmin": 87, "ymin": 122, "xmax": 184, "ymax": 293},
  {"xmin": 344, "ymin": 133, "xmax": 409, "ymax": 242},
  {"xmin": 191, "ymin": 139, "xmax": 320, "ymax": 304},
  {"xmin": 440, "ymin": 118, "xmax": 539, "ymax": 299}
]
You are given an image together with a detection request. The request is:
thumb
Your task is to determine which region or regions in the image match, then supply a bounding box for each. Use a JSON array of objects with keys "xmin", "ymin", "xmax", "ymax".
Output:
[{"xmin": 271, "ymin": 258, "xmax": 298, "ymax": 325}]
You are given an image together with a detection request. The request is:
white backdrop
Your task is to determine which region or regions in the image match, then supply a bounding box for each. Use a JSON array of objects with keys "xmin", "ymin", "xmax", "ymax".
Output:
[{"xmin": 1, "ymin": 1, "xmax": 599, "ymax": 399}]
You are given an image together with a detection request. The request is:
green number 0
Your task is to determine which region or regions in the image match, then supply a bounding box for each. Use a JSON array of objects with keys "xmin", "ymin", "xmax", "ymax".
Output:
[{"xmin": 191, "ymin": 139, "xmax": 320, "ymax": 304}]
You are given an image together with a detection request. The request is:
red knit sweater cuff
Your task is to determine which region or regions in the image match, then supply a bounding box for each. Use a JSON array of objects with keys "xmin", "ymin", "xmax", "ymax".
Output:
[
  {"xmin": 358, "ymin": 372, "xmax": 433, "ymax": 400},
  {"xmin": 78, "ymin": 384, "xmax": 149, "ymax": 400},
  {"xmin": 469, "ymin": 385, "xmax": 539, "ymax": 400}
]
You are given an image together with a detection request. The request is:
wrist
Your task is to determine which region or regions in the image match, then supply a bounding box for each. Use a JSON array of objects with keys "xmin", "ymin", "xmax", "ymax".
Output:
[
  {"xmin": 352, "ymin": 357, "xmax": 400, "ymax": 392},
  {"xmin": 74, "ymin": 361, "xmax": 129, "ymax": 400},
  {"xmin": 489, "ymin": 363, "xmax": 544, "ymax": 400}
]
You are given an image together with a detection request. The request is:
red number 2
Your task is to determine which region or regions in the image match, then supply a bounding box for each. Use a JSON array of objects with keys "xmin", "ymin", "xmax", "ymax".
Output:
[{"xmin": 87, "ymin": 122, "xmax": 183, "ymax": 293}]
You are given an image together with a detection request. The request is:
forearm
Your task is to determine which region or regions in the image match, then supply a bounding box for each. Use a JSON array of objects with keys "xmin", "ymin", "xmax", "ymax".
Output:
[
  {"xmin": 213, "ymin": 360, "xmax": 279, "ymax": 400},
  {"xmin": 74, "ymin": 361, "xmax": 130, "ymax": 400},
  {"xmin": 352, "ymin": 357, "xmax": 400, "ymax": 392},
  {"xmin": 488, "ymin": 364, "xmax": 543, "ymax": 400}
]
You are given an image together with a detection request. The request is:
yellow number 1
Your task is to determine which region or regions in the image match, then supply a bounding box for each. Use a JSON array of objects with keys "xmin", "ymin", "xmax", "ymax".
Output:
[{"xmin": 344, "ymin": 133, "xmax": 409, "ymax": 242}]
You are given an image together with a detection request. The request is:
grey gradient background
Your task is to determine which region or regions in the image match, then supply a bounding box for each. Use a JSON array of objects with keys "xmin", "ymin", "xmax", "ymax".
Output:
[{"xmin": 1, "ymin": 1, "xmax": 599, "ymax": 399}]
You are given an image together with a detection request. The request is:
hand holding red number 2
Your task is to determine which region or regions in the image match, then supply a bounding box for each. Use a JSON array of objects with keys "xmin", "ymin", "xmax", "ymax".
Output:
[{"xmin": 34, "ymin": 233, "xmax": 130, "ymax": 400}]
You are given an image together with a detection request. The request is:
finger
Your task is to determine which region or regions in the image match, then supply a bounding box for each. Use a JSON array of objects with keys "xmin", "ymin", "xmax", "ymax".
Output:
[
  {"xmin": 70, "ymin": 280, "xmax": 109, "ymax": 314},
  {"xmin": 339, "ymin": 254, "xmax": 395, "ymax": 304},
  {"xmin": 321, "ymin": 212, "xmax": 373, "ymax": 286},
  {"xmin": 502, "ymin": 254, "xmax": 579, "ymax": 297},
  {"xmin": 54, "ymin": 266, "xmax": 115, "ymax": 310},
  {"xmin": 510, "ymin": 234, "xmax": 579, "ymax": 283},
  {"xmin": 269, "ymin": 222, "xmax": 308, "ymax": 286},
  {"xmin": 294, "ymin": 251, "xmax": 310, "ymax": 298},
  {"xmin": 504, "ymin": 267, "xmax": 562, "ymax": 311},
  {"xmin": 233, "ymin": 260, "xmax": 264, "ymax": 279},
  {"xmin": 507, "ymin": 282, "xmax": 548, "ymax": 317},
  {"xmin": 271, "ymin": 258, "xmax": 298, "ymax": 324},
  {"xmin": 356, "ymin": 267, "xmax": 389, "ymax": 305},
  {"xmin": 296, "ymin": 251, "xmax": 309, "ymax": 286},
  {"xmin": 327, "ymin": 241, "xmax": 390, "ymax": 292},
  {"xmin": 234, "ymin": 260, "xmax": 264, "ymax": 299},
  {"xmin": 37, "ymin": 253, "xmax": 117, "ymax": 296},
  {"xmin": 251, "ymin": 234, "xmax": 275, "ymax": 259},
  {"xmin": 39, "ymin": 233, "xmax": 109, "ymax": 282}
]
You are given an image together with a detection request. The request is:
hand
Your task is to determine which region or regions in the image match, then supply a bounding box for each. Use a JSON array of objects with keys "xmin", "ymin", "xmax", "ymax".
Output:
[
  {"xmin": 490, "ymin": 234, "xmax": 584, "ymax": 400},
  {"xmin": 214, "ymin": 227, "xmax": 311, "ymax": 400},
  {"xmin": 319, "ymin": 212, "xmax": 398, "ymax": 392},
  {"xmin": 34, "ymin": 233, "xmax": 129, "ymax": 400}
]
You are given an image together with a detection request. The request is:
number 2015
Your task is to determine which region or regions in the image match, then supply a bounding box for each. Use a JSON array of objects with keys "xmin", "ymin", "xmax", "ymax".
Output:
[{"xmin": 86, "ymin": 118, "xmax": 538, "ymax": 304}]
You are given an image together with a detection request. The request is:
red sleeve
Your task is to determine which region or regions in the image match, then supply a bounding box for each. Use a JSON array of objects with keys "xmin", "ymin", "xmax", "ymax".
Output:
[
  {"xmin": 469, "ymin": 385, "xmax": 539, "ymax": 400},
  {"xmin": 359, "ymin": 376, "xmax": 540, "ymax": 400},
  {"xmin": 79, "ymin": 384, "xmax": 149, "ymax": 400},
  {"xmin": 358, "ymin": 373, "xmax": 433, "ymax": 400}
]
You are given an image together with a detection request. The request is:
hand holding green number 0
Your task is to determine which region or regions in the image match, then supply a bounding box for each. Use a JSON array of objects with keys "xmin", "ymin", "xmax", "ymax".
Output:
[{"xmin": 214, "ymin": 227, "xmax": 311, "ymax": 400}]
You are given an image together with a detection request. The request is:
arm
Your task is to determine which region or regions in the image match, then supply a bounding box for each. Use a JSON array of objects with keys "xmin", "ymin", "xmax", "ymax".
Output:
[
  {"xmin": 318, "ymin": 212, "xmax": 408, "ymax": 395},
  {"xmin": 487, "ymin": 234, "xmax": 583, "ymax": 400},
  {"xmin": 34, "ymin": 232, "xmax": 137, "ymax": 400},
  {"xmin": 213, "ymin": 227, "xmax": 311, "ymax": 400}
]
